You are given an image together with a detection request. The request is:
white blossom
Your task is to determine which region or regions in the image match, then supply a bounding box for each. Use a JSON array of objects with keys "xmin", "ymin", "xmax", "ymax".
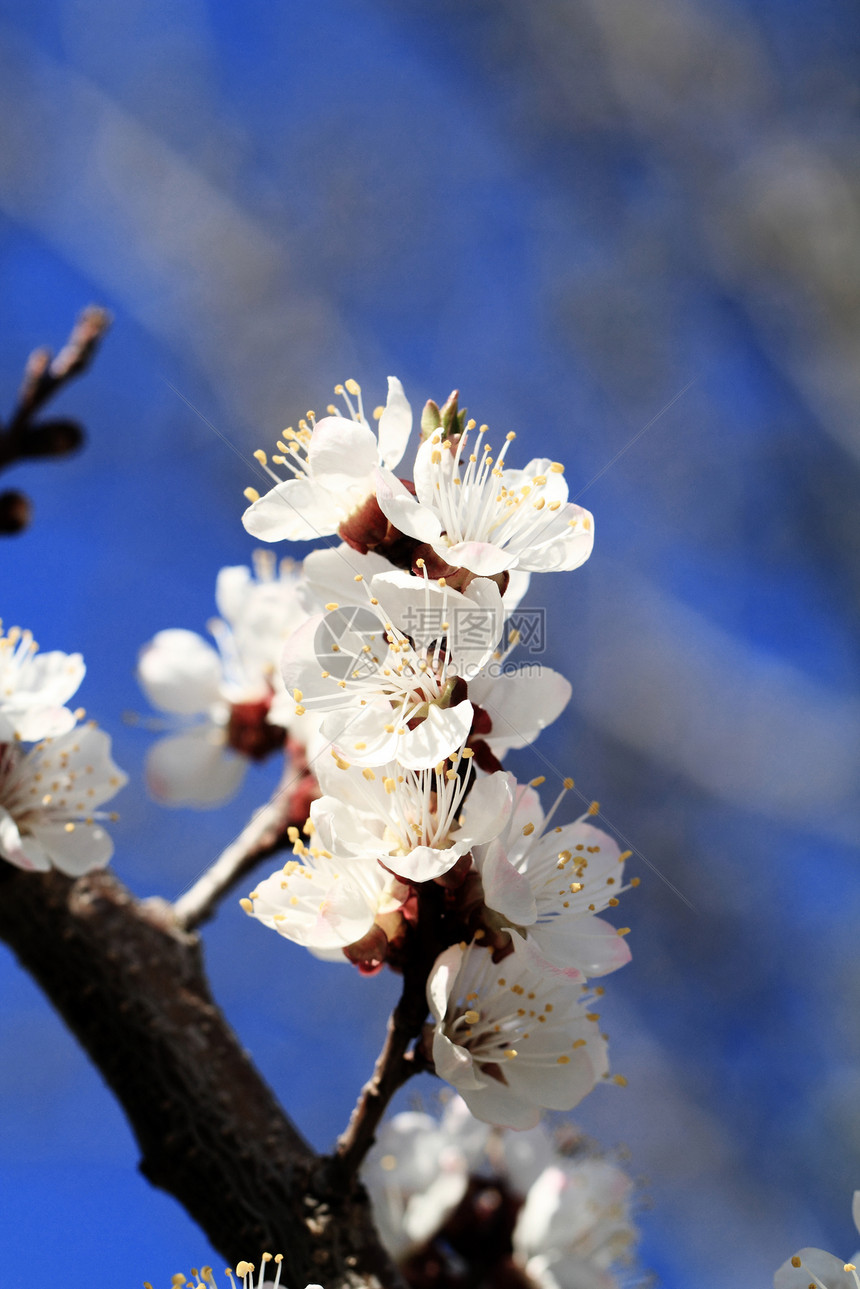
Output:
[
  {"xmin": 363, "ymin": 1111, "xmax": 474, "ymax": 1259},
  {"xmin": 427, "ymin": 942, "xmax": 609, "ymax": 1129},
  {"xmin": 137, "ymin": 553, "xmax": 312, "ymax": 807},
  {"xmin": 313, "ymin": 753, "xmax": 513, "ymax": 882},
  {"xmin": 513, "ymin": 1159, "xmax": 636, "ymax": 1289},
  {"xmin": 0, "ymin": 723, "xmax": 127, "ymax": 874},
  {"xmin": 474, "ymin": 780, "xmax": 633, "ymax": 981},
  {"xmin": 242, "ymin": 377, "xmax": 412, "ymax": 543},
  {"xmin": 241, "ymin": 795, "xmax": 409, "ymax": 954},
  {"xmin": 0, "ymin": 623, "xmax": 85, "ymax": 742},
  {"xmin": 375, "ymin": 425, "xmax": 593, "ymax": 577},
  {"xmin": 281, "ymin": 570, "xmax": 503, "ymax": 770},
  {"xmin": 775, "ymin": 1192, "xmax": 860, "ymax": 1289}
]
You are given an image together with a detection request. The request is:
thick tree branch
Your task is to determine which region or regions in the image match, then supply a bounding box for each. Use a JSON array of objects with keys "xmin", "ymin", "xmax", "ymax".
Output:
[
  {"xmin": 0, "ymin": 863, "xmax": 405, "ymax": 1289},
  {"xmin": 174, "ymin": 745, "xmax": 318, "ymax": 931}
]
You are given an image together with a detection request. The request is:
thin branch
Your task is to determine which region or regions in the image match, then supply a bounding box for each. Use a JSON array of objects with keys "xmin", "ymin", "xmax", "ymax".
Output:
[
  {"xmin": 174, "ymin": 744, "xmax": 317, "ymax": 931},
  {"xmin": 330, "ymin": 886, "xmax": 444, "ymax": 1185},
  {"xmin": 0, "ymin": 862, "xmax": 405, "ymax": 1289}
]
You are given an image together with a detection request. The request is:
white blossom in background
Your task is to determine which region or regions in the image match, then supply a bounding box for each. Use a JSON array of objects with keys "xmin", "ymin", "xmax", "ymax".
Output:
[
  {"xmin": 363, "ymin": 1111, "xmax": 475, "ymax": 1259},
  {"xmin": 775, "ymin": 1192, "xmax": 860, "ymax": 1289},
  {"xmin": 375, "ymin": 425, "xmax": 593, "ymax": 577},
  {"xmin": 427, "ymin": 942, "xmax": 610, "ymax": 1128},
  {"xmin": 137, "ymin": 552, "xmax": 314, "ymax": 807},
  {"xmin": 474, "ymin": 780, "xmax": 633, "ymax": 981},
  {"xmin": 242, "ymin": 377, "xmax": 412, "ymax": 543},
  {"xmin": 281, "ymin": 569, "xmax": 503, "ymax": 769},
  {"xmin": 0, "ymin": 722, "xmax": 127, "ymax": 874},
  {"xmin": 362, "ymin": 1095, "xmax": 639, "ymax": 1289},
  {"xmin": 0, "ymin": 623, "xmax": 85, "ymax": 742},
  {"xmin": 312, "ymin": 753, "xmax": 513, "ymax": 881},
  {"xmin": 513, "ymin": 1159, "xmax": 636, "ymax": 1289}
]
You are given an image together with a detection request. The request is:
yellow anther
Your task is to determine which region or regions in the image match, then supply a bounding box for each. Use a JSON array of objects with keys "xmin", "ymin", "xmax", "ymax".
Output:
[
  {"xmin": 530, "ymin": 775, "xmax": 545, "ymax": 786},
  {"xmin": 325, "ymin": 602, "xmax": 339, "ymax": 611},
  {"xmin": 253, "ymin": 449, "xmax": 267, "ymax": 465},
  {"xmin": 244, "ymin": 487, "xmax": 260, "ymax": 503},
  {"xmin": 613, "ymin": 1074, "xmax": 628, "ymax": 1087}
]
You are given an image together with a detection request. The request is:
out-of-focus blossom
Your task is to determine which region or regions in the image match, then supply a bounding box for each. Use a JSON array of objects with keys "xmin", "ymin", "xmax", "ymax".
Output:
[
  {"xmin": 362, "ymin": 1095, "xmax": 639, "ymax": 1289},
  {"xmin": 427, "ymin": 942, "xmax": 609, "ymax": 1128},
  {"xmin": 0, "ymin": 723, "xmax": 127, "ymax": 874},
  {"xmin": 0, "ymin": 623, "xmax": 85, "ymax": 742},
  {"xmin": 513, "ymin": 1159, "xmax": 636, "ymax": 1289},
  {"xmin": 242, "ymin": 377, "xmax": 412, "ymax": 544},
  {"xmin": 363, "ymin": 1111, "xmax": 477, "ymax": 1259},
  {"xmin": 137, "ymin": 553, "xmax": 312, "ymax": 807}
]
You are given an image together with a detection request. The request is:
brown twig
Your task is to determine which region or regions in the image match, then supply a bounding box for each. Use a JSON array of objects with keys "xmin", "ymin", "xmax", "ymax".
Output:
[
  {"xmin": 330, "ymin": 886, "xmax": 444, "ymax": 1185},
  {"xmin": 6, "ymin": 306, "xmax": 111, "ymax": 441},
  {"xmin": 0, "ymin": 861, "xmax": 405, "ymax": 1288},
  {"xmin": 0, "ymin": 306, "xmax": 111, "ymax": 533},
  {"xmin": 174, "ymin": 743, "xmax": 318, "ymax": 931}
]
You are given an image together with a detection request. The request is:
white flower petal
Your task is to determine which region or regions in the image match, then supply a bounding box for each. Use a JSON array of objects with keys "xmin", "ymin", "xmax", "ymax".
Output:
[
  {"xmin": 145, "ymin": 727, "xmax": 246, "ymax": 807},
  {"xmin": 137, "ymin": 629, "xmax": 224, "ymax": 716},
  {"xmin": 214, "ymin": 565, "xmax": 254, "ymax": 624},
  {"xmin": 0, "ymin": 806, "xmax": 48, "ymax": 871},
  {"xmin": 307, "ymin": 415, "xmax": 380, "ymax": 483},
  {"xmin": 397, "ymin": 699, "xmax": 473, "ymax": 769},
  {"xmin": 243, "ymin": 477, "xmax": 344, "ymax": 542},
  {"xmin": 469, "ymin": 666, "xmax": 572, "ymax": 753},
  {"xmin": 376, "ymin": 468, "xmax": 442, "ymax": 543},
  {"xmin": 377, "ymin": 376, "xmax": 413, "ymax": 470},
  {"xmin": 302, "ymin": 544, "xmax": 397, "ymax": 609},
  {"xmin": 29, "ymin": 820, "xmax": 115, "ymax": 875},
  {"xmin": 480, "ymin": 843, "xmax": 537, "ymax": 926},
  {"xmin": 457, "ymin": 771, "xmax": 514, "ymax": 846},
  {"xmin": 437, "ymin": 539, "xmax": 515, "ymax": 576}
]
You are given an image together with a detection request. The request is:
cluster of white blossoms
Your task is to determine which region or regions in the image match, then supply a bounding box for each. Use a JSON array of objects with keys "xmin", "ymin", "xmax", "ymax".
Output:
[
  {"xmin": 236, "ymin": 376, "xmax": 634, "ymax": 1127},
  {"xmin": 362, "ymin": 1095, "xmax": 639, "ymax": 1288},
  {"xmin": 775, "ymin": 1192, "xmax": 860, "ymax": 1289},
  {"xmin": 0, "ymin": 623, "xmax": 126, "ymax": 874}
]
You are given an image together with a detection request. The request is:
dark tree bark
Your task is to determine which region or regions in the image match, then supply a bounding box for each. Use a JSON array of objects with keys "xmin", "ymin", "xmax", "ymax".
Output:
[{"xmin": 0, "ymin": 864, "xmax": 405, "ymax": 1289}]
